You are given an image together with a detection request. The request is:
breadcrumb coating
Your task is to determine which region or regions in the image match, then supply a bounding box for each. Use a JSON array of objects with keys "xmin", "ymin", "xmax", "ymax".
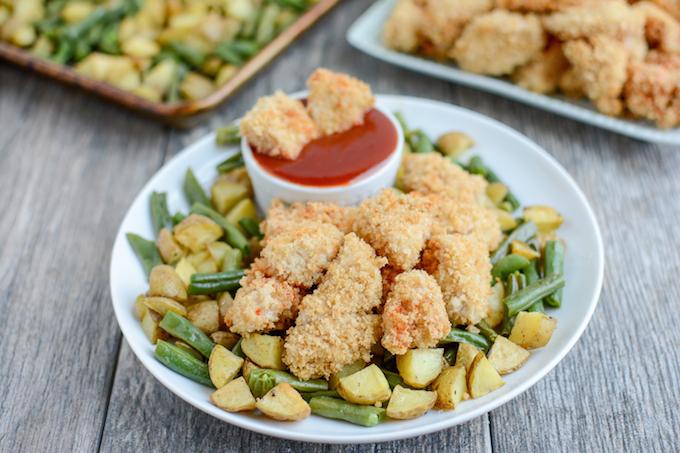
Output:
[
  {"xmin": 262, "ymin": 199, "xmax": 355, "ymax": 238},
  {"xmin": 225, "ymin": 270, "xmax": 302, "ymax": 335},
  {"xmin": 383, "ymin": 0, "xmax": 425, "ymax": 53},
  {"xmin": 283, "ymin": 234, "xmax": 387, "ymax": 379},
  {"xmin": 306, "ymin": 68, "xmax": 375, "ymax": 136},
  {"xmin": 353, "ymin": 189, "xmax": 434, "ymax": 271},
  {"xmin": 420, "ymin": 233, "xmax": 492, "ymax": 326},
  {"xmin": 512, "ymin": 41, "xmax": 571, "ymax": 94},
  {"xmin": 635, "ymin": 1, "xmax": 680, "ymax": 53},
  {"xmin": 400, "ymin": 153, "xmax": 487, "ymax": 204},
  {"xmin": 641, "ymin": 0, "xmax": 680, "ymax": 21},
  {"xmin": 563, "ymin": 35, "xmax": 629, "ymax": 116},
  {"xmin": 496, "ymin": 0, "xmax": 584, "ymax": 12},
  {"xmin": 452, "ymin": 10, "xmax": 546, "ymax": 76},
  {"xmin": 239, "ymin": 90, "xmax": 319, "ymax": 160},
  {"xmin": 624, "ymin": 57, "xmax": 680, "ymax": 127},
  {"xmin": 259, "ymin": 221, "xmax": 344, "ymax": 288},
  {"xmin": 543, "ymin": 0, "xmax": 645, "ymax": 41},
  {"xmin": 381, "ymin": 270, "xmax": 451, "ymax": 355},
  {"xmin": 558, "ymin": 66, "xmax": 586, "ymax": 97}
]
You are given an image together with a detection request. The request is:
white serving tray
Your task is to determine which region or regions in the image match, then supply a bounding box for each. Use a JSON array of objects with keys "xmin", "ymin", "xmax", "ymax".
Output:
[{"xmin": 347, "ymin": 0, "xmax": 680, "ymax": 146}]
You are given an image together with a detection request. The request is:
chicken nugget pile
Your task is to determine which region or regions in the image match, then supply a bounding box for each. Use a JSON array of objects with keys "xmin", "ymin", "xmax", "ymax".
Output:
[
  {"xmin": 225, "ymin": 152, "xmax": 501, "ymax": 380},
  {"xmin": 383, "ymin": 0, "xmax": 680, "ymax": 128}
]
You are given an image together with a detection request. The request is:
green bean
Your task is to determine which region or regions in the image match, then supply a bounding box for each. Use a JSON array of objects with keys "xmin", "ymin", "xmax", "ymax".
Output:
[
  {"xmin": 301, "ymin": 390, "xmax": 341, "ymax": 402},
  {"xmin": 217, "ymin": 153, "xmax": 244, "ymax": 173},
  {"xmin": 74, "ymin": 39, "xmax": 91, "ymax": 61},
  {"xmin": 476, "ymin": 320, "xmax": 498, "ymax": 343},
  {"xmin": 255, "ymin": 4, "xmax": 281, "ymax": 46},
  {"xmin": 381, "ymin": 369, "xmax": 404, "ymax": 389},
  {"xmin": 500, "ymin": 273, "xmax": 521, "ymax": 336},
  {"xmin": 172, "ymin": 212, "xmax": 186, "ymax": 225},
  {"xmin": 155, "ymin": 340, "xmax": 213, "ymax": 386},
  {"xmin": 231, "ymin": 338, "xmax": 245, "ymax": 358},
  {"xmin": 439, "ymin": 328, "xmax": 491, "ymax": 352},
  {"xmin": 126, "ymin": 233, "xmax": 162, "ymax": 277},
  {"xmin": 168, "ymin": 41, "xmax": 205, "ymax": 68},
  {"xmin": 159, "ymin": 312, "xmax": 215, "ymax": 358},
  {"xmin": 543, "ymin": 240, "xmax": 565, "ymax": 308},
  {"xmin": 310, "ymin": 397, "xmax": 386, "ymax": 427},
  {"xmin": 505, "ymin": 274, "xmax": 565, "ymax": 317},
  {"xmin": 394, "ymin": 111, "xmax": 410, "ymax": 135},
  {"xmin": 275, "ymin": 0, "xmax": 308, "ymax": 11},
  {"xmin": 150, "ymin": 191, "xmax": 172, "ymax": 236},
  {"xmin": 222, "ymin": 248, "xmax": 243, "ymax": 271},
  {"xmin": 191, "ymin": 270, "xmax": 245, "ymax": 284},
  {"xmin": 491, "ymin": 254, "xmax": 530, "ymax": 280},
  {"xmin": 51, "ymin": 39, "xmax": 74, "ymax": 64},
  {"xmin": 190, "ymin": 203, "xmax": 250, "ymax": 255},
  {"xmin": 183, "ymin": 168, "xmax": 211, "ymax": 207},
  {"xmin": 491, "ymin": 221, "xmax": 538, "ymax": 265},
  {"xmin": 523, "ymin": 260, "xmax": 544, "ymax": 312},
  {"xmin": 99, "ymin": 23, "xmax": 120, "ymax": 54},
  {"xmin": 248, "ymin": 369, "xmax": 328, "ymax": 398},
  {"xmin": 215, "ymin": 125, "xmax": 241, "ymax": 146},
  {"xmin": 166, "ymin": 61, "xmax": 188, "ymax": 103},
  {"xmin": 229, "ymin": 40, "xmax": 261, "ymax": 57},
  {"xmin": 248, "ymin": 368, "xmax": 276, "ymax": 397},
  {"xmin": 240, "ymin": 6, "xmax": 263, "ymax": 39},
  {"xmin": 466, "ymin": 156, "xmax": 520, "ymax": 211},
  {"xmin": 239, "ymin": 218, "xmax": 263, "ymax": 239},
  {"xmin": 409, "ymin": 130, "xmax": 435, "ymax": 153},
  {"xmin": 188, "ymin": 277, "xmax": 243, "ymax": 295},
  {"xmin": 214, "ymin": 44, "xmax": 244, "ymax": 66}
]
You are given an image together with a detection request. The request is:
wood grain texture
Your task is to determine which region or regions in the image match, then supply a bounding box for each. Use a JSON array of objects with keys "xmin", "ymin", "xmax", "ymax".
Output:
[{"xmin": 2, "ymin": 0, "xmax": 680, "ymax": 452}]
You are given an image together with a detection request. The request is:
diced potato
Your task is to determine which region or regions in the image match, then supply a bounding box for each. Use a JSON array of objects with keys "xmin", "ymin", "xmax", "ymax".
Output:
[
  {"xmin": 211, "ymin": 331, "xmax": 240, "ymax": 349},
  {"xmin": 487, "ymin": 336, "xmax": 530, "ymax": 375},
  {"xmin": 242, "ymin": 359, "xmax": 261, "ymax": 382},
  {"xmin": 211, "ymin": 376, "xmax": 256, "ymax": 412},
  {"xmin": 467, "ymin": 352, "xmax": 505, "ymax": 399},
  {"xmin": 484, "ymin": 283, "xmax": 505, "ymax": 328},
  {"xmin": 455, "ymin": 343, "xmax": 480, "ymax": 372},
  {"xmin": 187, "ymin": 300, "xmax": 220, "ymax": 335},
  {"xmin": 201, "ymin": 56, "xmax": 222, "ymax": 76},
  {"xmin": 496, "ymin": 209, "xmax": 518, "ymax": 232},
  {"xmin": 386, "ymin": 385, "xmax": 436, "ymax": 420},
  {"xmin": 337, "ymin": 364, "xmax": 391, "ymax": 405},
  {"xmin": 226, "ymin": 0, "xmax": 256, "ymax": 20},
  {"xmin": 486, "ymin": 182, "xmax": 509, "ymax": 206},
  {"xmin": 217, "ymin": 292, "xmax": 234, "ymax": 325},
  {"xmin": 225, "ymin": 198, "xmax": 257, "ymax": 232},
  {"xmin": 207, "ymin": 241, "xmax": 231, "ymax": 268},
  {"xmin": 157, "ymin": 228, "xmax": 185, "ymax": 264},
  {"xmin": 396, "ymin": 348, "xmax": 444, "ymax": 389},
  {"xmin": 216, "ymin": 64, "xmax": 238, "ymax": 86},
  {"xmin": 523, "ymin": 206, "xmax": 563, "ymax": 233},
  {"xmin": 436, "ymin": 132, "xmax": 474, "ymax": 157},
  {"xmin": 180, "ymin": 72, "xmax": 215, "ymax": 101},
  {"xmin": 122, "ymin": 36, "xmax": 160, "ymax": 58},
  {"xmin": 148, "ymin": 265, "xmax": 187, "ymax": 302},
  {"xmin": 431, "ymin": 365, "xmax": 467, "ymax": 409},
  {"xmin": 174, "ymin": 258, "xmax": 197, "ymax": 287},
  {"xmin": 509, "ymin": 311, "xmax": 557, "ymax": 349},
  {"xmin": 511, "ymin": 240, "xmax": 540, "ymax": 260},
  {"xmin": 329, "ymin": 360, "xmax": 366, "ymax": 390},
  {"xmin": 209, "ymin": 344, "xmax": 244, "ymax": 388},
  {"xmin": 11, "ymin": 25, "xmax": 36, "ymax": 47},
  {"xmin": 143, "ymin": 296, "xmax": 187, "ymax": 317},
  {"xmin": 144, "ymin": 60, "xmax": 176, "ymax": 97},
  {"xmin": 187, "ymin": 250, "xmax": 219, "ymax": 274},
  {"xmin": 174, "ymin": 340, "xmax": 202, "ymax": 360},
  {"xmin": 211, "ymin": 179, "xmax": 248, "ymax": 215},
  {"xmin": 62, "ymin": 1, "xmax": 95, "ymax": 23},
  {"xmin": 173, "ymin": 214, "xmax": 223, "ymax": 252},
  {"xmin": 134, "ymin": 295, "xmax": 148, "ymax": 320},
  {"xmin": 219, "ymin": 168, "xmax": 253, "ymax": 196},
  {"xmin": 141, "ymin": 310, "xmax": 165, "ymax": 344},
  {"xmin": 241, "ymin": 334, "xmax": 284, "ymax": 370},
  {"xmin": 255, "ymin": 383, "xmax": 311, "ymax": 421},
  {"xmin": 132, "ymin": 85, "xmax": 161, "ymax": 102}
]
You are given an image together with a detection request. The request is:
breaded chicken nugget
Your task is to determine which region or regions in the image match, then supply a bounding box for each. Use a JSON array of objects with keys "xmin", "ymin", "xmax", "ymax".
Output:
[
  {"xmin": 558, "ymin": 66, "xmax": 586, "ymax": 97},
  {"xmin": 635, "ymin": 1, "xmax": 680, "ymax": 53},
  {"xmin": 306, "ymin": 68, "xmax": 375, "ymax": 135},
  {"xmin": 624, "ymin": 58, "xmax": 680, "ymax": 127},
  {"xmin": 400, "ymin": 153, "xmax": 487, "ymax": 204},
  {"xmin": 283, "ymin": 234, "xmax": 387, "ymax": 379},
  {"xmin": 451, "ymin": 10, "xmax": 546, "ymax": 76},
  {"xmin": 420, "ymin": 233, "xmax": 492, "ymax": 326},
  {"xmin": 225, "ymin": 271, "xmax": 302, "ymax": 335},
  {"xmin": 239, "ymin": 91, "xmax": 319, "ymax": 160},
  {"xmin": 644, "ymin": 0, "xmax": 680, "ymax": 21},
  {"xmin": 563, "ymin": 35, "xmax": 629, "ymax": 115},
  {"xmin": 353, "ymin": 189, "xmax": 433, "ymax": 271},
  {"xmin": 262, "ymin": 199, "xmax": 355, "ymax": 237},
  {"xmin": 496, "ymin": 0, "xmax": 584, "ymax": 12},
  {"xmin": 381, "ymin": 270, "xmax": 451, "ymax": 355},
  {"xmin": 512, "ymin": 41, "xmax": 571, "ymax": 94},
  {"xmin": 383, "ymin": 0, "xmax": 425, "ymax": 53},
  {"xmin": 258, "ymin": 221, "xmax": 344, "ymax": 288}
]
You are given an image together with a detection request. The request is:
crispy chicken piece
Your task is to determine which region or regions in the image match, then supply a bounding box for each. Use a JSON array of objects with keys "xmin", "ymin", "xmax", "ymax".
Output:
[
  {"xmin": 563, "ymin": 35, "xmax": 630, "ymax": 115},
  {"xmin": 353, "ymin": 189, "xmax": 434, "ymax": 271},
  {"xmin": 382, "ymin": 0, "xmax": 425, "ymax": 53},
  {"xmin": 381, "ymin": 265, "xmax": 401, "ymax": 301},
  {"xmin": 400, "ymin": 153, "xmax": 487, "ymax": 204},
  {"xmin": 558, "ymin": 66, "xmax": 586, "ymax": 97},
  {"xmin": 283, "ymin": 234, "xmax": 387, "ymax": 379},
  {"xmin": 381, "ymin": 270, "xmax": 451, "ymax": 355},
  {"xmin": 624, "ymin": 57, "xmax": 680, "ymax": 127},
  {"xmin": 451, "ymin": 10, "xmax": 546, "ymax": 76},
  {"xmin": 512, "ymin": 41, "xmax": 571, "ymax": 94},
  {"xmin": 496, "ymin": 0, "xmax": 585, "ymax": 12},
  {"xmin": 635, "ymin": 1, "xmax": 680, "ymax": 53},
  {"xmin": 239, "ymin": 91, "xmax": 319, "ymax": 160},
  {"xmin": 644, "ymin": 0, "xmax": 680, "ymax": 21},
  {"xmin": 225, "ymin": 270, "xmax": 302, "ymax": 335},
  {"xmin": 258, "ymin": 221, "xmax": 344, "ymax": 288},
  {"xmin": 262, "ymin": 199, "xmax": 355, "ymax": 237},
  {"xmin": 420, "ymin": 233, "xmax": 492, "ymax": 326},
  {"xmin": 306, "ymin": 68, "xmax": 375, "ymax": 135}
]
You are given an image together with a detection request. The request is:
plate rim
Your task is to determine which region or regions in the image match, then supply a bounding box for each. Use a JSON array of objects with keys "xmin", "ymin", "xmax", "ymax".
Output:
[
  {"xmin": 347, "ymin": 0, "xmax": 680, "ymax": 146},
  {"xmin": 109, "ymin": 94, "xmax": 605, "ymax": 444}
]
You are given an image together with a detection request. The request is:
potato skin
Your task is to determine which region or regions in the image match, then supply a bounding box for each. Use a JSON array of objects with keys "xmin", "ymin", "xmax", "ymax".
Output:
[
  {"xmin": 187, "ymin": 300, "xmax": 220, "ymax": 335},
  {"xmin": 508, "ymin": 311, "xmax": 557, "ymax": 349},
  {"xmin": 241, "ymin": 334, "xmax": 285, "ymax": 370},
  {"xmin": 148, "ymin": 265, "xmax": 187, "ymax": 302},
  {"xmin": 211, "ymin": 377, "xmax": 256, "ymax": 412},
  {"xmin": 386, "ymin": 385, "xmax": 437, "ymax": 420},
  {"xmin": 337, "ymin": 364, "xmax": 391, "ymax": 405},
  {"xmin": 173, "ymin": 214, "xmax": 223, "ymax": 252},
  {"xmin": 208, "ymin": 344, "xmax": 244, "ymax": 388},
  {"xmin": 467, "ymin": 352, "xmax": 505, "ymax": 399},
  {"xmin": 157, "ymin": 228, "xmax": 185, "ymax": 264},
  {"xmin": 487, "ymin": 336, "xmax": 530, "ymax": 374},
  {"xmin": 431, "ymin": 365, "xmax": 467, "ymax": 409},
  {"xmin": 396, "ymin": 348, "xmax": 444, "ymax": 389},
  {"xmin": 255, "ymin": 383, "xmax": 311, "ymax": 421}
]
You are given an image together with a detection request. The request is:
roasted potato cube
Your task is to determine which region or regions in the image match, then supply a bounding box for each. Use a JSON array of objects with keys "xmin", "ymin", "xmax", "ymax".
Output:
[
  {"xmin": 144, "ymin": 60, "xmax": 176, "ymax": 96},
  {"xmin": 386, "ymin": 385, "xmax": 436, "ymax": 419},
  {"xmin": 486, "ymin": 182, "xmax": 509, "ymax": 206},
  {"xmin": 225, "ymin": 198, "xmax": 257, "ymax": 232},
  {"xmin": 174, "ymin": 258, "xmax": 197, "ymax": 287},
  {"xmin": 141, "ymin": 310, "xmax": 166, "ymax": 344},
  {"xmin": 523, "ymin": 206, "xmax": 563, "ymax": 233},
  {"xmin": 211, "ymin": 331, "xmax": 240, "ymax": 349},
  {"xmin": 157, "ymin": 228, "xmax": 185, "ymax": 264},
  {"xmin": 217, "ymin": 292, "xmax": 234, "ymax": 326},
  {"xmin": 337, "ymin": 364, "xmax": 391, "ymax": 405},
  {"xmin": 173, "ymin": 214, "xmax": 223, "ymax": 252},
  {"xmin": 142, "ymin": 296, "xmax": 187, "ymax": 317},
  {"xmin": 211, "ymin": 376, "xmax": 256, "ymax": 412},
  {"xmin": 455, "ymin": 343, "xmax": 480, "ymax": 372},
  {"xmin": 396, "ymin": 348, "xmax": 445, "ymax": 389},
  {"xmin": 242, "ymin": 359, "xmax": 261, "ymax": 382},
  {"xmin": 256, "ymin": 383, "xmax": 311, "ymax": 421},
  {"xmin": 187, "ymin": 300, "xmax": 220, "ymax": 335},
  {"xmin": 487, "ymin": 336, "xmax": 530, "ymax": 375},
  {"xmin": 62, "ymin": 2, "xmax": 95, "ymax": 23},
  {"xmin": 134, "ymin": 295, "xmax": 148, "ymax": 320},
  {"xmin": 510, "ymin": 240, "xmax": 540, "ymax": 260},
  {"xmin": 209, "ymin": 344, "xmax": 244, "ymax": 388},
  {"xmin": 467, "ymin": 352, "xmax": 505, "ymax": 399},
  {"xmin": 241, "ymin": 334, "xmax": 284, "ymax": 370},
  {"xmin": 431, "ymin": 365, "xmax": 467, "ymax": 409},
  {"xmin": 509, "ymin": 311, "xmax": 557, "ymax": 349},
  {"xmin": 329, "ymin": 360, "xmax": 366, "ymax": 390},
  {"xmin": 187, "ymin": 250, "xmax": 219, "ymax": 274},
  {"xmin": 484, "ymin": 283, "xmax": 505, "ymax": 328},
  {"xmin": 180, "ymin": 72, "xmax": 215, "ymax": 101},
  {"xmin": 496, "ymin": 209, "xmax": 518, "ymax": 232},
  {"xmin": 436, "ymin": 131, "xmax": 475, "ymax": 157},
  {"xmin": 211, "ymin": 179, "xmax": 248, "ymax": 215},
  {"xmin": 148, "ymin": 265, "xmax": 187, "ymax": 302},
  {"xmin": 207, "ymin": 242, "xmax": 231, "ymax": 268}
]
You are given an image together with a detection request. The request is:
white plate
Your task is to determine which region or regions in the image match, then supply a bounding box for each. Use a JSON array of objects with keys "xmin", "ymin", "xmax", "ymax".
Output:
[
  {"xmin": 347, "ymin": 0, "xmax": 680, "ymax": 146},
  {"xmin": 110, "ymin": 95, "xmax": 604, "ymax": 444}
]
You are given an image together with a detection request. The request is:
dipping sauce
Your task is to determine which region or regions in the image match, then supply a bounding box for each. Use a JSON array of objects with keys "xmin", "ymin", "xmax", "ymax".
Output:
[{"xmin": 252, "ymin": 109, "xmax": 398, "ymax": 187}]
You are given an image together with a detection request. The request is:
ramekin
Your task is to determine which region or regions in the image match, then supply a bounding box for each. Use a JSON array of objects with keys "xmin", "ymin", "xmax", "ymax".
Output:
[{"xmin": 242, "ymin": 95, "xmax": 404, "ymax": 211}]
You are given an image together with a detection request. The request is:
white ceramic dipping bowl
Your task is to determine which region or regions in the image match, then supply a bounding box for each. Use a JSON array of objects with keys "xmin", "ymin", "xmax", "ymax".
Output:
[{"xmin": 242, "ymin": 98, "xmax": 404, "ymax": 211}]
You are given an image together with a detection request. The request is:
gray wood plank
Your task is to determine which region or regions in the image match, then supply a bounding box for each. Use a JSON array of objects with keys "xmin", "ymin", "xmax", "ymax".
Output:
[{"xmin": 0, "ymin": 62, "xmax": 169, "ymax": 452}]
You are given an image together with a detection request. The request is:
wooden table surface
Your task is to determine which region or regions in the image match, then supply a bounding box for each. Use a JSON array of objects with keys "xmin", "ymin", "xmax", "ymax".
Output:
[{"xmin": 2, "ymin": 2, "xmax": 679, "ymax": 452}]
